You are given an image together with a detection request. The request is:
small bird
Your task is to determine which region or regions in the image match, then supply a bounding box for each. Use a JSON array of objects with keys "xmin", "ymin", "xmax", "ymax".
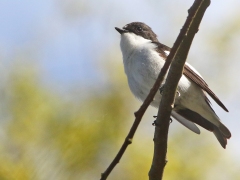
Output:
[{"xmin": 115, "ymin": 22, "xmax": 231, "ymax": 148}]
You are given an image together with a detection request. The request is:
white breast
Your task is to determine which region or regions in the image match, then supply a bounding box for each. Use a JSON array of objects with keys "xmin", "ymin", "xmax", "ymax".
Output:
[
  {"xmin": 120, "ymin": 32, "xmax": 166, "ymax": 103},
  {"xmin": 118, "ymin": 32, "xmax": 221, "ymax": 131}
]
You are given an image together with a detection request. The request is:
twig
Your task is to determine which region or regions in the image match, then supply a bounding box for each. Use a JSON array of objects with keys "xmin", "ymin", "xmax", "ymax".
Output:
[
  {"xmin": 100, "ymin": 47, "xmax": 175, "ymax": 180},
  {"xmin": 100, "ymin": 18, "xmax": 180, "ymax": 180},
  {"xmin": 148, "ymin": 0, "xmax": 211, "ymax": 180},
  {"xmin": 101, "ymin": 0, "xmax": 210, "ymax": 179}
]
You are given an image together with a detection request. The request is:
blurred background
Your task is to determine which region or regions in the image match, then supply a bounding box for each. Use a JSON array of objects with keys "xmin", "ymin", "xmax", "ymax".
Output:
[{"xmin": 0, "ymin": 0, "xmax": 240, "ymax": 179}]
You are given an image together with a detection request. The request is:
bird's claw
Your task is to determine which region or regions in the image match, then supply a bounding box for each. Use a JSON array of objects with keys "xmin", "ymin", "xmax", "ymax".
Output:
[
  {"xmin": 152, "ymin": 116, "xmax": 173, "ymax": 126},
  {"xmin": 152, "ymin": 120, "xmax": 158, "ymax": 126},
  {"xmin": 152, "ymin": 116, "xmax": 158, "ymax": 126}
]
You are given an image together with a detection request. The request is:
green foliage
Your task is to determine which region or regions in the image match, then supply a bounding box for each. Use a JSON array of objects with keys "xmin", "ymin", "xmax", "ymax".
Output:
[
  {"xmin": 0, "ymin": 67, "xmax": 134, "ymax": 179},
  {"xmin": 0, "ymin": 61, "xmax": 239, "ymax": 180}
]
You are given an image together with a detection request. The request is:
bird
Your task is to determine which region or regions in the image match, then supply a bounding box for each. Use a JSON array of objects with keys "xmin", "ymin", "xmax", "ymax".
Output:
[{"xmin": 115, "ymin": 22, "xmax": 231, "ymax": 148}]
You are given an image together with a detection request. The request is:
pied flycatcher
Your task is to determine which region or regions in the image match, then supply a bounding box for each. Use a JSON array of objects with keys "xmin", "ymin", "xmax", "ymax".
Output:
[{"xmin": 115, "ymin": 22, "xmax": 231, "ymax": 148}]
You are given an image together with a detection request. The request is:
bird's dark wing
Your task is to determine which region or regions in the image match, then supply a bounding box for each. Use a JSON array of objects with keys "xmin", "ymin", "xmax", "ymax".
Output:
[
  {"xmin": 183, "ymin": 64, "xmax": 228, "ymax": 112},
  {"xmin": 153, "ymin": 42, "xmax": 228, "ymax": 112},
  {"xmin": 153, "ymin": 42, "xmax": 171, "ymax": 58}
]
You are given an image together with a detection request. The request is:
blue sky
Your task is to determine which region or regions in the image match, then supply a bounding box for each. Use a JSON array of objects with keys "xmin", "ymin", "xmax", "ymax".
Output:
[
  {"xmin": 1, "ymin": 0, "xmax": 240, "ymax": 159},
  {"xmin": 1, "ymin": 0, "xmax": 239, "ymax": 89}
]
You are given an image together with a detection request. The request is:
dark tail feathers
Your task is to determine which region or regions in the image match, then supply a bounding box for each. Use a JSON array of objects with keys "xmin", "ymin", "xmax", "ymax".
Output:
[{"xmin": 176, "ymin": 108, "xmax": 231, "ymax": 148}]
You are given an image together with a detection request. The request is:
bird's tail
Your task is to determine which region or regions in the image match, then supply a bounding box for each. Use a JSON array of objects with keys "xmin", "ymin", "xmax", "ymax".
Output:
[
  {"xmin": 173, "ymin": 108, "xmax": 231, "ymax": 148},
  {"xmin": 213, "ymin": 123, "xmax": 231, "ymax": 148},
  {"xmin": 218, "ymin": 123, "xmax": 231, "ymax": 139}
]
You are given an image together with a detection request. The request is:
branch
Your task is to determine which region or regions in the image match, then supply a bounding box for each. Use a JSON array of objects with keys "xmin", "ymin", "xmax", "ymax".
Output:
[
  {"xmin": 101, "ymin": 0, "xmax": 210, "ymax": 179},
  {"xmin": 148, "ymin": 0, "xmax": 210, "ymax": 180},
  {"xmin": 100, "ymin": 13, "xmax": 183, "ymax": 180},
  {"xmin": 100, "ymin": 42, "xmax": 174, "ymax": 179}
]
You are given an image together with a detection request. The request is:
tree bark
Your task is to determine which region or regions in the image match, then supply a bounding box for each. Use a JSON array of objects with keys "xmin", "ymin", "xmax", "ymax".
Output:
[{"xmin": 148, "ymin": 0, "xmax": 211, "ymax": 179}]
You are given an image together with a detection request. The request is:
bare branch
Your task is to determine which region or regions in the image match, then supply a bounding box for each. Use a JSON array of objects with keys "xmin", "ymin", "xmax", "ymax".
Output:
[
  {"xmin": 100, "ymin": 15, "xmax": 179, "ymax": 180},
  {"xmin": 100, "ymin": 39, "xmax": 174, "ymax": 179},
  {"xmin": 101, "ymin": 1, "xmax": 210, "ymax": 179},
  {"xmin": 148, "ymin": 0, "xmax": 211, "ymax": 180}
]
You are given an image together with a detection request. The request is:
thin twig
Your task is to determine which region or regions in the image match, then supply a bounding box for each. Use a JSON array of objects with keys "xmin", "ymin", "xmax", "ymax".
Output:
[
  {"xmin": 100, "ymin": 47, "xmax": 175, "ymax": 180},
  {"xmin": 148, "ymin": 0, "xmax": 211, "ymax": 180},
  {"xmin": 101, "ymin": 0, "xmax": 210, "ymax": 179},
  {"xmin": 100, "ymin": 21, "xmax": 179, "ymax": 180}
]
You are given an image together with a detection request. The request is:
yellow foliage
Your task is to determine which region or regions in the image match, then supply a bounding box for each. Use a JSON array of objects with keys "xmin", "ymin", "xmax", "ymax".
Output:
[{"xmin": 0, "ymin": 66, "xmax": 239, "ymax": 180}]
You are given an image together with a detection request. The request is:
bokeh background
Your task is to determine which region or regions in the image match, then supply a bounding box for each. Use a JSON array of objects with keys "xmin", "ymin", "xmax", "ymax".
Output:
[{"xmin": 0, "ymin": 0, "xmax": 240, "ymax": 179}]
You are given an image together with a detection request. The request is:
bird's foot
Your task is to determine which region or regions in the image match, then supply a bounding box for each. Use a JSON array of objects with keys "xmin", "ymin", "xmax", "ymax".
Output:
[
  {"xmin": 152, "ymin": 116, "xmax": 158, "ymax": 126},
  {"xmin": 152, "ymin": 116, "xmax": 172, "ymax": 126}
]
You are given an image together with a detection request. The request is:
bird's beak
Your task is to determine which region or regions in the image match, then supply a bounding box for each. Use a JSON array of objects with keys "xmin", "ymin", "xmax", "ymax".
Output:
[{"xmin": 115, "ymin": 27, "xmax": 128, "ymax": 34}]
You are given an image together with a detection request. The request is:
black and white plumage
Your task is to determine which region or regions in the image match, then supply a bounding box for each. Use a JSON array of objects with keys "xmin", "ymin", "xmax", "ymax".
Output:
[{"xmin": 115, "ymin": 22, "xmax": 231, "ymax": 148}]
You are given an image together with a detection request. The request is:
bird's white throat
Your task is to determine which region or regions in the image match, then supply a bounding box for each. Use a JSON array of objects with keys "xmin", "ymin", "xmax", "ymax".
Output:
[{"xmin": 120, "ymin": 32, "xmax": 156, "ymax": 63}]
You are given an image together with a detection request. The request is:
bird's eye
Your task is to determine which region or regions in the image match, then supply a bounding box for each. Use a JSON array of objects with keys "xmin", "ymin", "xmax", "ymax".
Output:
[{"xmin": 136, "ymin": 26, "xmax": 143, "ymax": 32}]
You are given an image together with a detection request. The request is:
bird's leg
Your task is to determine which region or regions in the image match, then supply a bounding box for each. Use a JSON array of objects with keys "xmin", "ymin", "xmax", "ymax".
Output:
[
  {"xmin": 152, "ymin": 116, "xmax": 172, "ymax": 126},
  {"xmin": 152, "ymin": 116, "xmax": 158, "ymax": 126}
]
